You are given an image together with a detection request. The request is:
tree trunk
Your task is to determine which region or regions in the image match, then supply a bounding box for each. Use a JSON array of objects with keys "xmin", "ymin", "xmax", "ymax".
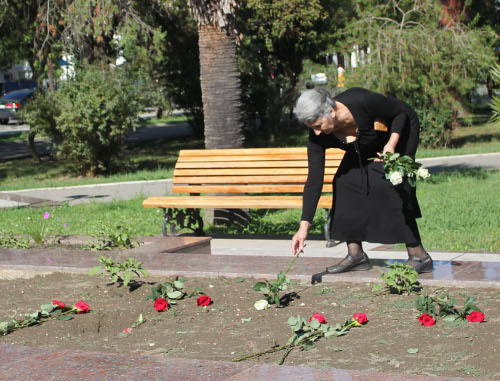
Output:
[
  {"xmin": 198, "ymin": 25, "xmax": 244, "ymax": 149},
  {"xmin": 27, "ymin": 131, "xmax": 40, "ymax": 163}
]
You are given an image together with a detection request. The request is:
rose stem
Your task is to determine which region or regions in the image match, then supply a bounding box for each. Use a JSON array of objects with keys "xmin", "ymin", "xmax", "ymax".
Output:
[
  {"xmin": 277, "ymin": 248, "xmax": 304, "ymax": 285},
  {"xmin": 277, "ymin": 342, "xmax": 295, "ymax": 365},
  {"xmin": 232, "ymin": 344, "xmax": 289, "ymax": 362}
]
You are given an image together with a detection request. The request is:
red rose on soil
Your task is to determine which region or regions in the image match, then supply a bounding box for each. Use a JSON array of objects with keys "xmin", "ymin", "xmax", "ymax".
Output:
[
  {"xmin": 196, "ymin": 295, "xmax": 212, "ymax": 307},
  {"xmin": 309, "ymin": 313, "xmax": 327, "ymax": 324},
  {"xmin": 466, "ymin": 311, "xmax": 485, "ymax": 323},
  {"xmin": 123, "ymin": 328, "xmax": 132, "ymax": 334},
  {"xmin": 352, "ymin": 313, "xmax": 368, "ymax": 324},
  {"xmin": 418, "ymin": 313, "xmax": 435, "ymax": 326},
  {"xmin": 52, "ymin": 300, "xmax": 65, "ymax": 309},
  {"xmin": 74, "ymin": 300, "xmax": 90, "ymax": 314},
  {"xmin": 154, "ymin": 298, "xmax": 169, "ymax": 311}
]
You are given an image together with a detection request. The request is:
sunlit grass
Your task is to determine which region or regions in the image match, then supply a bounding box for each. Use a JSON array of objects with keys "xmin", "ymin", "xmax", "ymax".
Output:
[{"xmin": 1, "ymin": 169, "xmax": 498, "ymax": 252}]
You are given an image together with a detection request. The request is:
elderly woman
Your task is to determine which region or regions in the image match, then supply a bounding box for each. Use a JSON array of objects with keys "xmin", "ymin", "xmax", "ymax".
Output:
[{"xmin": 291, "ymin": 87, "xmax": 433, "ymax": 274}]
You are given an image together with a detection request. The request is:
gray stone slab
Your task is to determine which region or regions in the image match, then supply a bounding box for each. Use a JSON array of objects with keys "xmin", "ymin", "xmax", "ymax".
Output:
[
  {"xmin": 420, "ymin": 152, "xmax": 500, "ymax": 172},
  {"xmin": 0, "ymin": 179, "xmax": 172, "ymax": 206}
]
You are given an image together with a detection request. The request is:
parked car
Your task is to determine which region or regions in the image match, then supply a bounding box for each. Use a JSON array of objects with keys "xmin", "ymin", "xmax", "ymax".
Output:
[{"xmin": 0, "ymin": 89, "xmax": 35, "ymax": 124}]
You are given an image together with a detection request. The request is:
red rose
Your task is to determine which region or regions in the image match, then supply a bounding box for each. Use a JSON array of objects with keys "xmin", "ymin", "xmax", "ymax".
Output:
[
  {"xmin": 466, "ymin": 311, "xmax": 485, "ymax": 323},
  {"xmin": 53, "ymin": 300, "xmax": 65, "ymax": 309},
  {"xmin": 197, "ymin": 295, "xmax": 212, "ymax": 307},
  {"xmin": 352, "ymin": 313, "xmax": 368, "ymax": 325},
  {"xmin": 418, "ymin": 313, "xmax": 435, "ymax": 326},
  {"xmin": 154, "ymin": 298, "xmax": 169, "ymax": 311},
  {"xmin": 123, "ymin": 328, "xmax": 132, "ymax": 334},
  {"xmin": 309, "ymin": 313, "xmax": 327, "ymax": 324},
  {"xmin": 74, "ymin": 300, "xmax": 90, "ymax": 314}
]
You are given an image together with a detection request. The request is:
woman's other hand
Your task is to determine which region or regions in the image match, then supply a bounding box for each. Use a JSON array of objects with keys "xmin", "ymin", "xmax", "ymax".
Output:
[
  {"xmin": 374, "ymin": 132, "xmax": 399, "ymax": 161},
  {"xmin": 292, "ymin": 221, "xmax": 310, "ymax": 255}
]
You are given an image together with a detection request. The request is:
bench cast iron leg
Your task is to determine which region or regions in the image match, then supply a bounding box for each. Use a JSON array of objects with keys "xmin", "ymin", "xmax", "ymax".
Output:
[
  {"xmin": 161, "ymin": 208, "xmax": 204, "ymax": 236},
  {"xmin": 324, "ymin": 209, "xmax": 342, "ymax": 248}
]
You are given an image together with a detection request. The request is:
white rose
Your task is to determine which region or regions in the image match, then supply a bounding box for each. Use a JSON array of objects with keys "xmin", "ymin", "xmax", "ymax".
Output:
[
  {"xmin": 254, "ymin": 299, "xmax": 269, "ymax": 311},
  {"xmin": 417, "ymin": 167, "xmax": 430, "ymax": 179},
  {"xmin": 389, "ymin": 171, "xmax": 403, "ymax": 186}
]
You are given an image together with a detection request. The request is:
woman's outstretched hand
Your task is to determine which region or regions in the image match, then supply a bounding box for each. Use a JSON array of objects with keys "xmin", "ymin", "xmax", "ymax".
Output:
[{"xmin": 292, "ymin": 221, "xmax": 310, "ymax": 255}]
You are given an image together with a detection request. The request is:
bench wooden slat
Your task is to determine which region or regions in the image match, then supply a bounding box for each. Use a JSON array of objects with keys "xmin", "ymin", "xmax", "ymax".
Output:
[
  {"xmin": 171, "ymin": 184, "xmax": 333, "ymax": 193},
  {"xmin": 177, "ymin": 153, "xmax": 345, "ymax": 162},
  {"xmin": 175, "ymin": 159, "xmax": 342, "ymax": 169},
  {"xmin": 173, "ymin": 175, "xmax": 335, "ymax": 184},
  {"xmin": 179, "ymin": 147, "xmax": 345, "ymax": 157},
  {"xmin": 143, "ymin": 195, "xmax": 333, "ymax": 209},
  {"xmin": 174, "ymin": 168, "xmax": 337, "ymax": 176}
]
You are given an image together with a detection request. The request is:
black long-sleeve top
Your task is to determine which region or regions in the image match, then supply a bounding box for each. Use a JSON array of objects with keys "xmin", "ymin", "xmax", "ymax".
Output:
[{"xmin": 301, "ymin": 87, "xmax": 419, "ymax": 223}]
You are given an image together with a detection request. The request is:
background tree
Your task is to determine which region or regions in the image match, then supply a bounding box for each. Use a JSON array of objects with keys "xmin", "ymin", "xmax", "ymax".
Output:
[
  {"xmin": 0, "ymin": 0, "xmax": 67, "ymax": 161},
  {"xmin": 188, "ymin": 0, "xmax": 244, "ymax": 149},
  {"xmin": 343, "ymin": 0, "xmax": 495, "ymax": 147},
  {"xmin": 236, "ymin": 0, "xmax": 352, "ymax": 142}
]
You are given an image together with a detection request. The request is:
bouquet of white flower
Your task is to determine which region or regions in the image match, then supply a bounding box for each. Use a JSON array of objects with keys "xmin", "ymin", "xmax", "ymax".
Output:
[{"xmin": 371, "ymin": 152, "xmax": 430, "ymax": 187}]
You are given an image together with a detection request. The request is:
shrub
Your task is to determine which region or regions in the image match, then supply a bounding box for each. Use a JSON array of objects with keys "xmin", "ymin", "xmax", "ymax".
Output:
[
  {"xmin": 42, "ymin": 65, "xmax": 142, "ymax": 176},
  {"xmin": 343, "ymin": 0, "xmax": 495, "ymax": 148}
]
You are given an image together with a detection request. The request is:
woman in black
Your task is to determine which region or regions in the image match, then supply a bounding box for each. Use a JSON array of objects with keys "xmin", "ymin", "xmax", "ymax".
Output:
[{"xmin": 291, "ymin": 87, "xmax": 433, "ymax": 274}]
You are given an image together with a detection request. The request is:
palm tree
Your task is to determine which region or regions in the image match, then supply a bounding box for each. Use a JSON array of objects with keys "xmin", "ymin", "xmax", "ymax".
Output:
[{"xmin": 188, "ymin": 0, "xmax": 244, "ymax": 149}]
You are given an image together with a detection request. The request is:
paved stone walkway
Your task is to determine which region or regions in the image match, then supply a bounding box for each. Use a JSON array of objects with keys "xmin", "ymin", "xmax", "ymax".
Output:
[{"xmin": 0, "ymin": 344, "xmax": 478, "ymax": 381}]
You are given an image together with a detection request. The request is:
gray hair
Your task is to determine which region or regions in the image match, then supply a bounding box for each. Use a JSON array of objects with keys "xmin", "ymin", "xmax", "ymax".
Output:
[{"xmin": 295, "ymin": 88, "xmax": 336, "ymax": 124}]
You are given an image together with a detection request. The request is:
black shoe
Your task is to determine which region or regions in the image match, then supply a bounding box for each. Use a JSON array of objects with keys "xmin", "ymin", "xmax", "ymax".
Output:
[
  {"xmin": 326, "ymin": 251, "xmax": 372, "ymax": 274},
  {"xmin": 405, "ymin": 254, "xmax": 433, "ymax": 274}
]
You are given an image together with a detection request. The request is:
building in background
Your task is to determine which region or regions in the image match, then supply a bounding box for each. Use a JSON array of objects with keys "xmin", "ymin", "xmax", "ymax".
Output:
[{"xmin": 0, "ymin": 62, "xmax": 36, "ymax": 95}]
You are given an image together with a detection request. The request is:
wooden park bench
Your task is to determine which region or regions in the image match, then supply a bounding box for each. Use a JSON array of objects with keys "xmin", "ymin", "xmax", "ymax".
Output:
[{"xmin": 142, "ymin": 147, "xmax": 345, "ymax": 243}]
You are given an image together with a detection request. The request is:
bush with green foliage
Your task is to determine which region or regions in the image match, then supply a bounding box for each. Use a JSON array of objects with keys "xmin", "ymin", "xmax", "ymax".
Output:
[
  {"xmin": 27, "ymin": 65, "xmax": 143, "ymax": 176},
  {"xmin": 20, "ymin": 90, "xmax": 59, "ymax": 141},
  {"xmin": 89, "ymin": 256, "xmax": 148, "ymax": 286},
  {"xmin": 372, "ymin": 261, "xmax": 421, "ymax": 294},
  {"xmin": 343, "ymin": 0, "xmax": 496, "ymax": 148}
]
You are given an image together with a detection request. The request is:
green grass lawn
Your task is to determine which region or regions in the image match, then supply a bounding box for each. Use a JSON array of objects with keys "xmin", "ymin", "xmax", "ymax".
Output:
[
  {"xmin": 417, "ymin": 121, "xmax": 499, "ymax": 158},
  {"xmin": 1, "ymin": 169, "xmax": 498, "ymax": 252}
]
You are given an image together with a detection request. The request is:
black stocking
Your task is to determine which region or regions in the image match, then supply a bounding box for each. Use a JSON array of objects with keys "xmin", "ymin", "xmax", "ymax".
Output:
[
  {"xmin": 406, "ymin": 241, "xmax": 428, "ymax": 259},
  {"xmin": 346, "ymin": 241, "xmax": 364, "ymax": 258}
]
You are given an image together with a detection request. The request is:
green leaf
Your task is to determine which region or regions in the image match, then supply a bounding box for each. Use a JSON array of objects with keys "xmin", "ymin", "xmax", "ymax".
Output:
[
  {"xmin": 173, "ymin": 281, "xmax": 185, "ymax": 289},
  {"xmin": 138, "ymin": 269, "xmax": 149, "ymax": 277},
  {"xmin": 443, "ymin": 315, "xmax": 457, "ymax": 322},
  {"xmin": 241, "ymin": 318, "xmax": 252, "ymax": 323},
  {"xmin": 292, "ymin": 321, "xmax": 302, "ymax": 332},
  {"xmin": 88, "ymin": 266, "xmax": 102, "ymax": 275},
  {"xmin": 41, "ymin": 304, "xmax": 56, "ymax": 314},
  {"xmin": 301, "ymin": 342, "xmax": 315, "ymax": 351},
  {"xmin": 131, "ymin": 314, "xmax": 145, "ymax": 328},
  {"xmin": 167, "ymin": 290, "xmax": 183, "ymax": 299},
  {"xmin": 0, "ymin": 321, "xmax": 14, "ymax": 334},
  {"xmin": 57, "ymin": 315, "xmax": 73, "ymax": 321},
  {"xmin": 372, "ymin": 284, "xmax": 383, "ymax": 292},
  {"xmin": 288, "ymin": 316, "xmax": 298, "ymax": 326},
  {"xmin": 122, "ymin": 271, "xmax": 132, "ymax": 287},
  {"xmin": 253, "ymin": 282, "xmax": 267, "ymax": 291},
  {"xmin": 274, "ymin": 294, "xmax": 280, "ymax": 306},
  {"xmin": 30, "ymin": 311, "xmax": 41, "ymax": 319},
  {"xmin": 236, "ymin": 277, "xmax": 246, "ymax": 283},
  {"xmin": 309, "ymin": 319, "xmax": 320, "ymax": 330},
  {"xmin": 407, "ymin": 348, "xmax": 419, "ymax": 354}
]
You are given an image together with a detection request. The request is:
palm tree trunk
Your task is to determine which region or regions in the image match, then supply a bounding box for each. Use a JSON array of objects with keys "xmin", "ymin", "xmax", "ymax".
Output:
[{"xmin": 198, "ymin": 25, "xmax": 244, "ymax": 149}]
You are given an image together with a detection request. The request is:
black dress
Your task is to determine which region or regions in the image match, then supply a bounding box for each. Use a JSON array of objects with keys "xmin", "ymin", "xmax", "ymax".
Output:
[{"xmin": 301, "ymin": 87, "xmax": 422, "ymax": 244}]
